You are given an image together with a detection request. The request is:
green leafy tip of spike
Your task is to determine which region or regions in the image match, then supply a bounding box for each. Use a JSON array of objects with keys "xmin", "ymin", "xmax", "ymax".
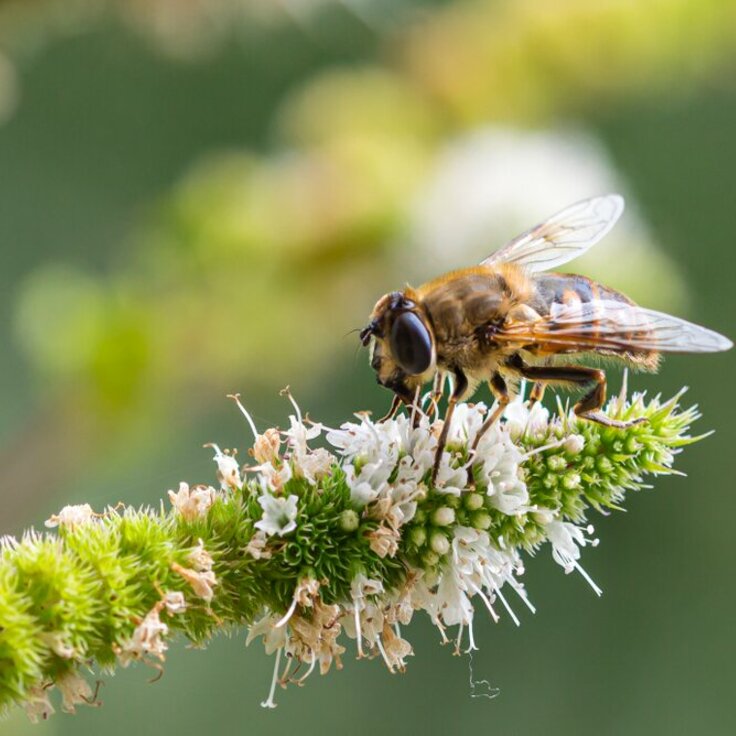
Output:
[{"xmin": 0, "ymin": 388, "xmax": 703, "ymax": 719}]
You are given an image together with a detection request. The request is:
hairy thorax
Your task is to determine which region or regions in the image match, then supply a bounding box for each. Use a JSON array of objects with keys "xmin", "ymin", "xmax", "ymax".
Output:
[{"xmin": 410, "ymin": 264, "xmax": 534, "ymax": 379}]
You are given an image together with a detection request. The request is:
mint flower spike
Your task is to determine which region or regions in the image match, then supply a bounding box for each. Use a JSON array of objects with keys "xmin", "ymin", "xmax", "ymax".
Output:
[{"xmin": 0, "ymin": 386, "xmax": 704, "ymax": 719}]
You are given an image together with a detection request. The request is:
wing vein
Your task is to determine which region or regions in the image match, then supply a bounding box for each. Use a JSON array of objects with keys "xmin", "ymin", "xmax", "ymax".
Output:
[{"xmin": 481, "ymin": 194, "xmax": 624, "ymax": 273}]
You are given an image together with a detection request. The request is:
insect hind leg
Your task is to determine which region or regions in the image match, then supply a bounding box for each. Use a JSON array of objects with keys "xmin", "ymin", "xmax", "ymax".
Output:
[
  {"xmin": 573, "ymin": 372, "xmax": 646, "ymax": 428},
  {"xmin": 510, "ymin": 359, "xmax": 646, "ymax": 429}
]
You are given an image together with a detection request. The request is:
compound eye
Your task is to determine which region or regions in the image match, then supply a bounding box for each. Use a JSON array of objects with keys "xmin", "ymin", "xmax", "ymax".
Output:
[{"xmin": 390, "ymin": 312, "xmax": 432, "ymax": 375}]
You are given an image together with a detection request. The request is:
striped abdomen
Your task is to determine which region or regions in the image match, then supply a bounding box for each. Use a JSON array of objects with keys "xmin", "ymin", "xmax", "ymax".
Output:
[
  {"xmin": 534, "ymin": 272, "xmax": 633, "ymax": 309},
  {"xmin": 530, "ymin": 273, "xmax": 658, "ymax": 368}
]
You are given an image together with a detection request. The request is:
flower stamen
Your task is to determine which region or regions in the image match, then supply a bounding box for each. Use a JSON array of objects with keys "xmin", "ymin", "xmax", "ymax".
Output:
[
  {"xmin": 227, "ymin": 393, "xmax": 259, "ymax": 439},
  {"xmin": 261, "ymin": 648, "xmax": 283, "ymax": 709}
]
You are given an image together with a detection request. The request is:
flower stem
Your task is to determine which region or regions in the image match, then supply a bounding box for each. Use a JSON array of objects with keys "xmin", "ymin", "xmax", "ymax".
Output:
[{"xmin": 0, "ymin": 389, "xmax": 702, "ymax": 719}]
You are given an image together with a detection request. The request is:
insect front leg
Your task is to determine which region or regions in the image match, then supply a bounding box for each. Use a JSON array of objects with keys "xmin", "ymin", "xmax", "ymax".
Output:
[
  {"xmin": 378, "ymin": 394, "xmax": 402, "ymax": 422},
  {"xmin": 383, "ymin": 376, "xmax": 424, "ymax": 427},
  {"xmin": 509, "ymin": 358, "xmax": 646, "ymax": 429},
  {"xmin": 431, "ymin": 369, "xmax": 468, "ymax": 484}
]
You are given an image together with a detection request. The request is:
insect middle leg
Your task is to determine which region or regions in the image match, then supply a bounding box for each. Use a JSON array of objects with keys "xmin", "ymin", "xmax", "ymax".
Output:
[
  {"xmin": 425, "ymin": 372, "xmax": 446, "ymax": 419},
  {"xmin": 470, "ymin": 372, "xmax": 510, "ymax": 457},
  {"xmin": 528, "ymin": 381, "xmax": 546, "ymax": 407},
  {"xmin": 431, "ymin": 369, "xmax": 468, "ymax": 484},
  {"xmin": 511, "ymin": 359, "xmax": 645, "ymax": 428}
]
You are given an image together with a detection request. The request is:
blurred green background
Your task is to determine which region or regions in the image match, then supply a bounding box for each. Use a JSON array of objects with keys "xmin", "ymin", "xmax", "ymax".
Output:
[{"xmin": 0, "ymin": 1, "xmax": 734, "ymax": 734}]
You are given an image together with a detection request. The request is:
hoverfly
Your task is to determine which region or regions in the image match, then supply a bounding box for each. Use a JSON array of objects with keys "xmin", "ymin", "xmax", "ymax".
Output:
[{"xmin": 360, "ymin": 195, "xmax": 732, "ymax": 481}]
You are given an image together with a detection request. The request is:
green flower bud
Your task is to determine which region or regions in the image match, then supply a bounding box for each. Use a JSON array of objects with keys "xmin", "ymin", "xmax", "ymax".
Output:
[
  {"xmin": 429, "ymin": 532, "xmax": 450, "ymax": 556},
  {"xmin": 444, "ymin": 494, "xmax": 461, "ymax": 509},
  {"xmin": 339, "ymin": 509, "xmax": 360, "ymax": 532},
  {"xmin": 625, "ymin": 436, "xmax": 642, "ymax": 453},
  {"xmin": 464, "ymin": 492, "xmax": 484, "ymax": 511},
  {"xmin": 564, "ymin": 434, "xmax": 585, "ymax": 455},
  {"xmin": 422, "ymin": 549, "xmax": 440, "ymax": 567},
  {"xmin": 547, "ymin": 455, "xmax": 567, "ymax": 471},
  {"xmin": 409, "ymin": 526, "xmax": 427, "ymax": 548},
  {"xmin": 431, "ymin": 506, "xmax": 456, "ymax": 527},
  {"xmin": 471, "ymin": 510, "xmax": 492, "ymax": 531}
]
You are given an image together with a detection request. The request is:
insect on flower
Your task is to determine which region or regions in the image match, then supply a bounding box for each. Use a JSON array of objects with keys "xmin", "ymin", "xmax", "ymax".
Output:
[{"xmin": 360, "ymin": 195, "xmax": 733, "ymax": 481}]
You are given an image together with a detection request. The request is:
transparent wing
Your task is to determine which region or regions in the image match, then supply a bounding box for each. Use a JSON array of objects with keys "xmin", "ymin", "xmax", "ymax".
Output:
[
  {"xmin": 482, "ymin": 194, "xmax": 625, "ymax": 273},
  {"xmin": 498, "ymin": 300, "xmax": 733, "ymax": 354}
]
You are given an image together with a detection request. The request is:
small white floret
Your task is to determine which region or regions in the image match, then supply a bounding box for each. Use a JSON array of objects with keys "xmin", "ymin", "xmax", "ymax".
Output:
[
  {"xmin": 206, "ymin": 444, "xmax": 242, "ymax": 491},
  {"xmin": 57, "ymin": 671, "xmax": 95, "ymax": 713},
  {"xmin": 118, "ymin": 608, "xmax": 169, "ymax": 666},
  {"xmin": 45, "ymin": 504, "xmax": 96, "ymax": 530},
  {"xmin": 255, "ymin": 492, "xmax": 299, "ymax": 537},
  {"xmin": 172, "ymin": 564, "xmax": 217, "ymax": 603},
  {"xmin": 168, "ymin": 482, "xmax": 216, "ymax": 522},
  {"xmin": 163, "ymin": 591, "xmax": 187, "ymax": 615}
]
